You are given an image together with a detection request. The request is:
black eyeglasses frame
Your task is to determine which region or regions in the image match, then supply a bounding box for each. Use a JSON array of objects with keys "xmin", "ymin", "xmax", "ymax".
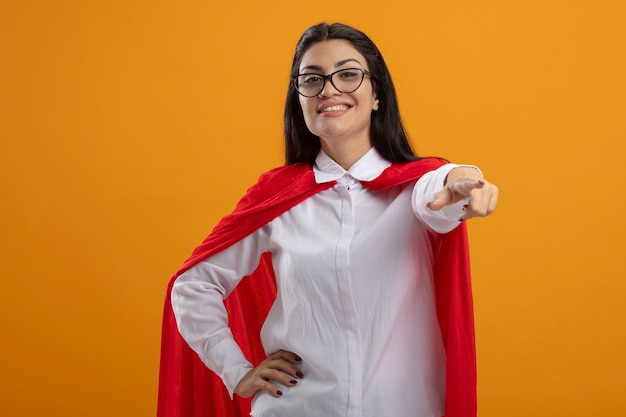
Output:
[{"xmin": 293, "ymin": 67, "xmax": 373, "ymax": 98}]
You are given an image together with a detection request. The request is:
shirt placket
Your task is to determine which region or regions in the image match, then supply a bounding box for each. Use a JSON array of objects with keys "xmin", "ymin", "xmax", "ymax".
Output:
[{"xmin": 335, "ymin": 174, "xmax": 363, "ymax": 417}]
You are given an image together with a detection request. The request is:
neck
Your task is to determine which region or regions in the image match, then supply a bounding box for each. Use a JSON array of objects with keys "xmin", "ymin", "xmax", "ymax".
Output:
[{"xmin": 320, "ymin": 137, "xmax": 372, "ymax": 170}]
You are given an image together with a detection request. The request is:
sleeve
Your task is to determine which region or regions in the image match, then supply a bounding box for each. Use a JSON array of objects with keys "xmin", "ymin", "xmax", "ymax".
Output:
[
  {"xmin": 171, "ymin": 226, "xmax": 270, "ymax": 398},
  {"xmin": 412, "ymin": 164, "xmax": 479, "ymax": 234}
]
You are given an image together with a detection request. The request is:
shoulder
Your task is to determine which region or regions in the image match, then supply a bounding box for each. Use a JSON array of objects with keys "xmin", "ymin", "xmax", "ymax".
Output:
[
  {"xmin": 251, "ymin": 163, "xmax": 314, "ymax": 195},
  {"xmin": 393, "ymin": 157, "xmax": 448, "ymax": 171},
  {"xmin": 234, "ymin": 163, "xmax": 316, "ymax": 209},
  {"xmin": 256, "ymin": 163, "xmax": 313, "ymax": 185},
  {"xmin": 364, "ymin": 157, "xmax": 447, "ymax": 190}
]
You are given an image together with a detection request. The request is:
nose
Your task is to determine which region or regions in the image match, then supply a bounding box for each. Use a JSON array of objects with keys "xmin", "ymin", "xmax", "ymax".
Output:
[{"xmin": 318, "ymin": 76, "xmax": 341, "ymax": 97}]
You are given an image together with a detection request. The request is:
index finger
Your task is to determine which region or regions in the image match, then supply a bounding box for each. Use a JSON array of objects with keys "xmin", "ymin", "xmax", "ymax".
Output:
[{"xmin": 448, "ymin": 179, "xmax": 485, "ymax": 196}]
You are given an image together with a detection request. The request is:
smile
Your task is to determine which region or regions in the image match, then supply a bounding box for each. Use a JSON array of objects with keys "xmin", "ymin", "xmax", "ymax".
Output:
[{"xmin": 320, "ymin": 105, "xmax": 350, "ymax": 113}]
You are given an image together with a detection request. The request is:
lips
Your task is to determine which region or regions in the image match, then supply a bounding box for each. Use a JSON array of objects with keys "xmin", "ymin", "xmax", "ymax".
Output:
[{"xmin": 318, "ymin": 104, "xmax": 351, "ymax": 113}]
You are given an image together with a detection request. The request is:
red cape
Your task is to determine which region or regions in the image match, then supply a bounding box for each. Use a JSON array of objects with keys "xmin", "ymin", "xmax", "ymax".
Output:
[{"xmin": 158, "ymin": 158, "xmax": 477, "ymax": 417}]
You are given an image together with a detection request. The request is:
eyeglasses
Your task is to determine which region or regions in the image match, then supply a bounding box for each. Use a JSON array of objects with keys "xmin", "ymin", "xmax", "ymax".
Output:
[{"xmin": 293, "ymin": 68, "xmax": 372, "ymax": 98}]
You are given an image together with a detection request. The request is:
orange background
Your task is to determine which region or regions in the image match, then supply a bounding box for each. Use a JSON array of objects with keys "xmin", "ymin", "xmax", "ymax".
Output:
[{"xmin": 1, "ymin": 1, "xmax": 625, "ymax": 416}]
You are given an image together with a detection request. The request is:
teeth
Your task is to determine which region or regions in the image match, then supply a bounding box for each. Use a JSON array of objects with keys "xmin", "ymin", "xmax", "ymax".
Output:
[{"xmin": 322, "ymin": 105, "xmax": 348, "ymax": 112}]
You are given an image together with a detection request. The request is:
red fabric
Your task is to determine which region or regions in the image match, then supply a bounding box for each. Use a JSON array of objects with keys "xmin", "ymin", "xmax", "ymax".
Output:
[{"xmin": 158, "ymin": 158, "xmax": 476, "ymax": 417}]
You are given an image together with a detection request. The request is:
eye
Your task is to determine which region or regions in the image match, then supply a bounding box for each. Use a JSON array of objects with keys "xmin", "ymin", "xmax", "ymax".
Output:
[
  {"xmin": 300, "ymin": 74, "xmax": 323, "ymax": 85},
  {"xmin": 337, "ymin": 69, "xmax": 361, "ymax": 80}
]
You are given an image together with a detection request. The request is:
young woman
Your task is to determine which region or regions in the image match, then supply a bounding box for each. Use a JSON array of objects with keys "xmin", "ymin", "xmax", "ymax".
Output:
[{"xmin": 158, "ymin": 22, "xmax": 498, "ymax": 417}]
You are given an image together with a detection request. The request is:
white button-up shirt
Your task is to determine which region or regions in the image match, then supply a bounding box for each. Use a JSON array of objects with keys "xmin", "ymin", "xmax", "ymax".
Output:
[{"xmin": 172, "ymin": 148, "xmax": 468, "ymax": 417}]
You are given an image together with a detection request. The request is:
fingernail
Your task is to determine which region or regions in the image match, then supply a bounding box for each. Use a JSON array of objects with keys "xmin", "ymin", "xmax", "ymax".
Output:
[
  {"xmin": 294, "ymin": 354, "xmax": 302, "ymax": 361},
  {"xmin": 290, "ymin": 379, "xmax": 298, "ymax": 385},
  {"xmin": 296, "ymin": 371, "xmax": 304, "ymax": 378},
  {"xmin": 277, "ymin": 390, "xmax": 283, "ymax": 396}
]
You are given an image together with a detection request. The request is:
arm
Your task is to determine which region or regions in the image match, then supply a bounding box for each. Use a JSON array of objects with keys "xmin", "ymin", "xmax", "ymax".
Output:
[
  {"xmin": 171, "ymin": 230, "xmax": 268, "ymax": 397},
  {"xmin": 171, "ymin": 228, "xmax": 302, "ymax": 399}
]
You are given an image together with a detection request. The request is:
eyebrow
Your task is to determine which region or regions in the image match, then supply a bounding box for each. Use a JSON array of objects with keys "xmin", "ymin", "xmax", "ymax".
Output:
[{"xmin": 300, "ymin": 58, "xmax": 363, "ymax": 72}]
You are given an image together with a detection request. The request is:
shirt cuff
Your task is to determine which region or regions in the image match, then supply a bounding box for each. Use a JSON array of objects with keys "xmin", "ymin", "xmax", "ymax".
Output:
[{"xmin": 205, "ymin": 337, "xmax": 254, "ymax": 398}]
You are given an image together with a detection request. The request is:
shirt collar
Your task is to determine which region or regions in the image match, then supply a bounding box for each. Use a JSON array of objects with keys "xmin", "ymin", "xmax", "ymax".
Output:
[{"xmin": 313, "ymin": 147, "xmax": 393, "ymax": 184}]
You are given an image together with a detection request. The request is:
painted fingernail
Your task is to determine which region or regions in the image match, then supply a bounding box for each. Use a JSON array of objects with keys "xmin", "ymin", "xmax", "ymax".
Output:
[
  {"xmin": 296, "ymin": 371, "xmax": 304, "ymax": 378},
  {"xmin": 294, "ymin": 354, "xmax": 302, "ymax": 361},
  {"xmin": 277, "ymin": 390, "xmax": 283, "ymax": 396},
  {"xmin": 290, "ymin": 379, "xmax": 298, "ymax": 385}
]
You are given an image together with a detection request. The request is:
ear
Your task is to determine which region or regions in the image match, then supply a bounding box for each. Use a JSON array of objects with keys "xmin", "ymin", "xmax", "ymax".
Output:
[{"xmin": 372, "ymin": 95, "xmax": 380, "ymax": 111}]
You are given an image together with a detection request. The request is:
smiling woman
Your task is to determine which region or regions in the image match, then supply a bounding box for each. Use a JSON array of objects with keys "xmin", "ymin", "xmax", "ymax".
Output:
[
  {"xmin": 296, "ymin": 40, "xmax": 380, "ymax": 169},
  {"xmin": 158, "ymin": 22, "xmax": 498, "ymax": 417},
  {"xmin": 283, "ymin": 24, "xmax": 418, "ymax": 167}
]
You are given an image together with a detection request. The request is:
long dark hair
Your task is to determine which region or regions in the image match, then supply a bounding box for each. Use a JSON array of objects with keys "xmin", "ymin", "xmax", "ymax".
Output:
[{"xmin": 284, "ymin": 22, "xmax": 418, "ymax": 165}]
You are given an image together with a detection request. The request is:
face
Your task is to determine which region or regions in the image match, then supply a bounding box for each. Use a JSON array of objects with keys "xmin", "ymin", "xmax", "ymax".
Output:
[{"xmin": 297, "ymin": 40, "xmax": 379, "ymax": 155}]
